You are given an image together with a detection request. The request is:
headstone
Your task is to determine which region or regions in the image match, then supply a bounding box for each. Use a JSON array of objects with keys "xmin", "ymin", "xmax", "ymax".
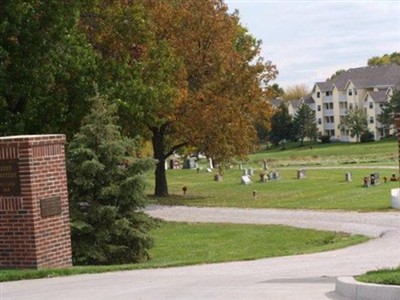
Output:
[
  {"xmin": 243, "ymin": 169, "xmax": 248, "ymax": 176},
  {"xmin": 214, "ymin": 174, "xmax": 223, "ymax": 182},
  {"xmin": 208, "ymin": 158, "xmax": 214, "ymax": 169},
  {"xmin": 370, "ymin": 173, "xmax": 379, "ymax": 185},
  {"xmin": 263, "ymin": 160, "xmax": 268, "ymax": 171},
  {"xmin": 272, "ymin": 170, "xmax": 280, "ymax": 180},
  {"xmin": 248, "ymin": 168, "xmax": 254, "ymax": 176},
  {"xmin": 259, "ymin": 173, "xmax": 267, "ymax": 182},
  {"xmin": 206, "ymin": 168, "xmax": 213, "ymax": 173},
  {"xmin": 241, "ymin": 175, "xmax": 251, "ymax": 185},
  {"xmin": 239, "ymin": 163, "xmax": 243, "ymax": 170},
  {"xmin": 363, "ymin": 177, "xmax": 370, "ymax": 188},
  {"xmin": 297, "ymin": 169, "xmax": 306, "ymax": 179},
  {"xmin": 0, "ymin": 135, "xmax": 72, "ymax": 269},
  {"xmin": 345, "ymin": 172, "xmax": 352, "ymax": 182},
  {"xmin": 183, "ymin": 157, "xmax": 197, "ymax": 169}
]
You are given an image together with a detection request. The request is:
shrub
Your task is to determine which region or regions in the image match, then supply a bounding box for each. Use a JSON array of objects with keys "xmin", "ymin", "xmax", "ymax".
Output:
[
  {"xmin": 319, "ymin": 135, "xmax": 331, "ymax": 144},
  {"xmin": 360, "ymin": 131, "xmax": 375, "ymax": 143},
  {"xmin": 67, "ymin": 95, "xmax": 156, "ymax": 265}
]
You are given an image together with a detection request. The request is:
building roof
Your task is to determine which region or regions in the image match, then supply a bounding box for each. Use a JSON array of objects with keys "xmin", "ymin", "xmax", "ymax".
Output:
[
  {"xmin": 366, "ymin": 90, "xmax": 388, "ymax": 104},
  {"xmin": 288, "ymin": 98, "xmax": 302, "ymax": 109},
  {"xmin": 303, "ymin": 93, "xmax": 315, "ymax": 104},
  {"xmin": 315, "ymin": 81, "xmax": 332, "ymax": 92},
  {"xmin": 270, "ymin": 97, "xmax": 283, "ymax": 108},
  {"xmin": 316, "ymin": 64, "xmax": 400, "ymax": 91}
]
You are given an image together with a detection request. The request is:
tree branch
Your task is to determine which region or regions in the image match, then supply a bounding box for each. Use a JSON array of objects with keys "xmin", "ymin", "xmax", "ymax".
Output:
[{"xmin": 165, "ymin": 142, "xmax": 188, "ymax": 158}]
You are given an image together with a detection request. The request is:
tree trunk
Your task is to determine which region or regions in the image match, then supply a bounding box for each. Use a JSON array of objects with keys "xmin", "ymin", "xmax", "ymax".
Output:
[{"xmin": 152, "ymin": 128, "xmax": 168, "ymax": 197}]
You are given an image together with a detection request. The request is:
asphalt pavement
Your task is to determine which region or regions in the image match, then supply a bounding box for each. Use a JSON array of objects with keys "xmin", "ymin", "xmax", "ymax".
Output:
[{"xmin": 2, "ymin": 205, "xmax": 400, "ymax": 300}]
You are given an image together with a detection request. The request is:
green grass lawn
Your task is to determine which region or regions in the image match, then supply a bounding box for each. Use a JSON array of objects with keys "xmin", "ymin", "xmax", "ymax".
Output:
[
  {"xmin": 148, "ymin": 167, "xmax": 399, "ymax": 211},
  {"xmin": 0, "ymin": 221, "xmax": 367, "ymax": 282},
  {"xmin": 250, "ymin": 138, "xmax": 398, "ymax": 167},
  {"xmin": 147, "ymin": 139, "xmax": 400, "ymax": 211},
  {"xmin": 357, "ymin": 267, "xmax": 400, "ymax": 286}
]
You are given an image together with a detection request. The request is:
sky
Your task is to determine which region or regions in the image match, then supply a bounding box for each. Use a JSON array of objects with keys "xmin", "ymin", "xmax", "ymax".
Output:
[{"xmin": 225, "ymin": 0, "xmax": 400, "ymax": 90}]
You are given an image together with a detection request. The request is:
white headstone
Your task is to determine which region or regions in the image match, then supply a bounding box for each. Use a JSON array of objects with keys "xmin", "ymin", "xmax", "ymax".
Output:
[{"xmin": 241, "ymin": 175, "xmax": 251, "ymax": 185}]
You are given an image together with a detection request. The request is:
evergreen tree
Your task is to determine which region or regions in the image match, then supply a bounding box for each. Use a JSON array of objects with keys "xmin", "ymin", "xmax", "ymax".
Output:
[
  {"xmin": 293, "ymin": 104, "xmax": 318, "ymax": 146},
  {"xmin": 67, "ymin": 95, "xmax": 156, "ymax": 265},
  {"xmin": 269, "ymin": 103, "xmax": 294, "ymax": 149},
  {"xmin": 378, "ymin": 91, "xmax": 400, "ymax": 136}
]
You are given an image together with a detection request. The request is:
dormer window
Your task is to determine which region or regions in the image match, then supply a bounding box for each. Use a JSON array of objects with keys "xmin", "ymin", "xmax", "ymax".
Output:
[
  {"xmin": 348, "ymin": 89, "xmax": 353, "ymax": 96},
  {"xmin": 317, "ymin": 92, "xmax": 320, "ymax": 98}
]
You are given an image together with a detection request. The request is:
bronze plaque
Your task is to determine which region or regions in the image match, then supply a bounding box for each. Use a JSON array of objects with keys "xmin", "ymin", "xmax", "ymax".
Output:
[
  {"xmin": 0, "ymin": 159, "xmax": 20, "ymax": 196},
  {"xmin": 40, "ymin": 196, "xmax": 62, "ymax": 218}
]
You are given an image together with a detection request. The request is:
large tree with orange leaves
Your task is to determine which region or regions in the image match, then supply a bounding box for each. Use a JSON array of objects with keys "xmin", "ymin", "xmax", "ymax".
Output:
[{"xmin": 81, "ymin": 0, "xmax": 277, "ymax": 197}]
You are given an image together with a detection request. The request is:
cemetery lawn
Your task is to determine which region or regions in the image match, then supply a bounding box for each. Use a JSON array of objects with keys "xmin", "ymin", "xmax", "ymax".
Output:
[
  {"xmin": 357, "ymin": 267, "xmax": 400, "ymax": 286},
  {"xmin": 148, "ymin": 139, "xmax": 399, "ymax": 211},
  {"xmin": 148, "ymin": 167, "xmax": 398, "ymax": 211},
  {"xmin": 0, "ymin": 222, "xmax": 367, "ymax": 282}
]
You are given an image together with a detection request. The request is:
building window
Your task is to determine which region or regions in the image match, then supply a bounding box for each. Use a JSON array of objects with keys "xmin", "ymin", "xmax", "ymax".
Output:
[
  {"xmin": 348, "ymin": 89, "xmax": 353, "ymax": 96},
  {"xmin": 349, "ymin": 104, "xmax": 353, "ymax": 110},
  {"xmin": 326, "ymin": 91, "xmax": 332, "ymax": 96},
  {"xmin": 370, "ymin": 117, "xmax": 374, "ymax": 124},
  {"xmin": 317, "ymin": 105, "xmax": 321, "ymax": 111},
  {"xmin": 354, "ymin": 89, "xmax": 358, "ymax": 96},
  {"xmin": 317, "ymin": 92, "xmax": 320, "ymax": 98},
  {"xmin": 369, "ymin": 102, "xmax": 373, "ymax": 109},
  {"xmin": 318, "ymin": 118, "xmax": 322, "ymax": 125}
]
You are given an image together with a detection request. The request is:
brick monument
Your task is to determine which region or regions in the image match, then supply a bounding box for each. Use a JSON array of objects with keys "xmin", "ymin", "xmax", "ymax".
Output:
[{"xmin": 0, "ymin": 135, "xmax": 72, "ymax": 268}]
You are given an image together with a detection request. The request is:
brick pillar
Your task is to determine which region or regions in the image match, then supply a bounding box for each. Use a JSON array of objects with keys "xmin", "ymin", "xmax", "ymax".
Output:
[{"xmin": 0, "ymin": 135, "xmax": 72, "ymax": 269}]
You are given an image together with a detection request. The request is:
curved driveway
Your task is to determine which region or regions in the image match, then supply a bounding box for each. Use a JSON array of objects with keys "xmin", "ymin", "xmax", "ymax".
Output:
[{"xmin": 2, "ymin": 205, "xmax": 400, "ymax": 300}]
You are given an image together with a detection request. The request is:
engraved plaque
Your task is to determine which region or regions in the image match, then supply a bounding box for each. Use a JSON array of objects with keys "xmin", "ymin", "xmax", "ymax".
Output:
[
  {"xmin": 40, "ymin": 196, "xmax": 62, "ymax": 218},
  {"xmin": 0, "ymin": 159, "xmax": 20, "ymax": 196}
]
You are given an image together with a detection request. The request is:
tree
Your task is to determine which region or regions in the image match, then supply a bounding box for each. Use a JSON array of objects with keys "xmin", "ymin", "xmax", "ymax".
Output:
[
  {"xmin": 269, "ymin": 103, "xmax": 294, "ymax": 149},
  {"xmin": 378, "ymin": 90, "xmax": 400, "ymax": 136},
  {"xmin": 368, "ymin": 52, "xmax": 400, "ymax": 66},
  {"xmin": 81, "ymin": 0, "xmax": 277, "ymax": 197},
  {"xmin": 327, "ymin": 69, "xmax": 345, "ymax": 80},
  {"xmin": 67, "ymin": 95, "xmax": 155, "ymax": 265},
  {"xmin": 0, "ymin": 0, "xmax": 96, "ymax": 137},
  {"xmin": 338, "ymin": 109, "xmax": 368, "ymax": 142},
  {"xmin": 293, "ymin": 104, "xmax": 318, "ymax": 146},
  {"xmin": 271, "ymin": 83, "xmax": 284, "ymax": 97},
  {"xmin": 282, "ymin": 84, "xmax": 309, "ymax": 101}
]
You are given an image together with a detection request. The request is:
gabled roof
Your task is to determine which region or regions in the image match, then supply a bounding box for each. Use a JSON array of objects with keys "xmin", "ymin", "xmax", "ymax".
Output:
[
  {"xmin": 315, "ymin": 81, "xmax": 333, "ymax": 92},
  {"xmin": 318, "ymin": 64, "xmax": 400, "ymax": 91},
  {"xmin": 270, "ymin": 97, "xmax": 283, "ymax": 108},
  {"xmin": 303, "ymin": 93, "xmax": 315, "ymax": 104},
  {"xmin": 365, "ymin": 90, "xmax": 388, "ymax": 104},
  {"xmin": 288, "ymin": 98, "xmax": 302, "ymax": 109}
]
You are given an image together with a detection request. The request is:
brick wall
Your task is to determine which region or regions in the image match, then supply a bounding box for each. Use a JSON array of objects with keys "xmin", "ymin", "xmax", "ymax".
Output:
[{"xmin": 0, "ymin": 135, "xmax": 72, "ymax": 269}]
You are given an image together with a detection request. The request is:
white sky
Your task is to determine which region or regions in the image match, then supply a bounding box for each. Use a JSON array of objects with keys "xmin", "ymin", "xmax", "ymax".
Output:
[{"xmin": 225, "ymin": 0, "xmax": 400, "ymax": 91}]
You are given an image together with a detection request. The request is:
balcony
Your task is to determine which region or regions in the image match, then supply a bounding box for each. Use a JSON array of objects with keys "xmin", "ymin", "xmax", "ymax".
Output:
[
  {"xmin": 323, "ymin": 109, "xmax": 334, "ymax": 116},
  {"xmin": 340, "ymin": 109, "xmax": 348, "ymax": 115},
  {"xmin": 324, "ymin": 123, "xmax": 335, "ymax": 130},
  {"xmin": 323, "ymin": 95, "xmax": 333, "ymax": 103},
  {"xmin": 339, "ymin": 94, "xmax": 347, "ymax": 101}
]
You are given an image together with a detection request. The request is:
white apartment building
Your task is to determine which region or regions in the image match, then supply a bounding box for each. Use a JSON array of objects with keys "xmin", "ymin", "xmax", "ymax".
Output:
[{"xmin": 280, "ymin": 64, "xmax": 400, "ymax": 142}]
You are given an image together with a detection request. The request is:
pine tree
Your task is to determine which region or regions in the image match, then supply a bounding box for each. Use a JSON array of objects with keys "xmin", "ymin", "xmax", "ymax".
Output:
[
  {"xmin": 67, "ymin": 95, "xmax": 156, "ymax": 265},
  {"xmin": 269, "ymin": 103, "xmax": 294, "ymax": 149},
  {"xmin": 293, "ymin": 104, "xmax": 318, "ymax": 146}
]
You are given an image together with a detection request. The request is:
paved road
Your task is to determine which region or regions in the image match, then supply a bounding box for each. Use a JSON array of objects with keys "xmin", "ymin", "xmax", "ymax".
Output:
[{"xmin": 2, "ymin": 205, "xmax": 400, "ymax": 300}]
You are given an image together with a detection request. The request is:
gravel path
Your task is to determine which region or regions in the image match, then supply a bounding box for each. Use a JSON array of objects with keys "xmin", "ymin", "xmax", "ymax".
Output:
[{"xmin": 3, "ymin": 205, "xmax": 400, "ymax": 300}]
